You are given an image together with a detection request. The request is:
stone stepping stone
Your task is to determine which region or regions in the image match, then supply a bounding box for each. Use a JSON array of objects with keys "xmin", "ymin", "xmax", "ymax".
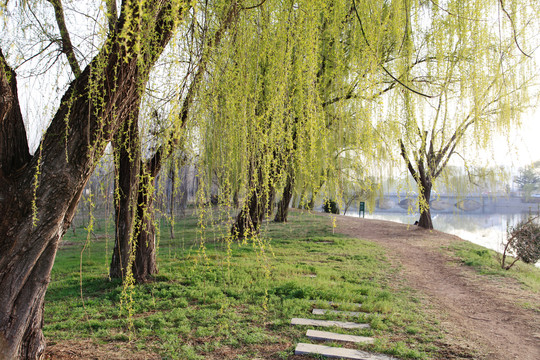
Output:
[
  {"xmin": 306, "ymin": 329, "xmax": 374, "ymax": 344},
  {"xmin": 291, "ymin": 318, "xmax": 370, "ymax": 329},
  {"xmin": 295, "ymin": 343, "xmax": 396, "ymax": 360},
  {"xmin": 313, "ymin": 308, "xmax": 362, "ymax": 316}
]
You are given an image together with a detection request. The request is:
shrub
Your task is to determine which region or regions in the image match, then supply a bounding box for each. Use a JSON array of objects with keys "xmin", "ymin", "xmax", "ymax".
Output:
[
  {"xmin": 322, "ymin": 199, "xmax": 339, "ymax": 214},
  {"xmin": 501, "ymin": 216, "xmax": 540, "ymax": 270}
]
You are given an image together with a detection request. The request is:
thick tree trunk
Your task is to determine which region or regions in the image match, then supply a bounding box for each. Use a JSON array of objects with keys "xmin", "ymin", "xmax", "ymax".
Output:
[
  {"xmin": 0, "ymin": 2, "xmax": 179, "ymax": 357},
  {"xmin": 274, "ymin": 173, "xmax": 294, "ymax": 222},
  {"xmin": 232, "ymin": 190, "xmax": 264, "ymax": 239},
  {"xmin": 232, "ymin": 185, "xmax": 275, "ymax": 239},
  {"xmin": 110, "ymin": 119, "xmax": 141, "ymax": 279},
  {"xmin": 111, "ymin": 156, "xmax": 160, "ymax": 283},
  {"xmin": 417, "ymin": 181, "xmax": 433, "ymax": 229},
  {"xmin": 133, "ymin": 174, "xmax": 158, "ymax": 283}
]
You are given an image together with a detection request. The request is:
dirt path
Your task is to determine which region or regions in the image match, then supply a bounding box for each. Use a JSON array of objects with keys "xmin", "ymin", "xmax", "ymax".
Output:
[{"xmin": 333, "ymin": 214, "xmax": 540, "ymax": 360}]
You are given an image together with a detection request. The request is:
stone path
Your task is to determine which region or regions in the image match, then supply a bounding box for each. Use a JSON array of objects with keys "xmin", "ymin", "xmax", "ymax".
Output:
[
  {"xmin": 306, "ymin": 329, "xmax": 374, "ymax": 344},
  {"xmin": 291, "ymin": 300, "xmax": 399, "ymax": 359},
  {"xmin": 295, "ymin": 343, "xmax": 396, "ymax": 360},
  {"xmin": 291, "ymin": 318, "xmax": 370, "ymax": 329}
]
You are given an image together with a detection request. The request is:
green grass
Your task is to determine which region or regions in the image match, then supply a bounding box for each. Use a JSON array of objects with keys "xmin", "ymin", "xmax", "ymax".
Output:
[
  {"xmin": 447, "ymin": 241, "xmax": 540, "ymax": 294},
  {"xmin": 45, "ymin": 210, "xmax": 446, "ymax": 359}
]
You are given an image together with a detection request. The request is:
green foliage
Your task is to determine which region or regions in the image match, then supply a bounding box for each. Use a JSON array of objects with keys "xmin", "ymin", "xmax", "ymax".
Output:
[
  {"xmin": 514, "ymin": 162, "xmax": 540, "ymax": 198},
  {"xmin": 322, "ymin": 199, "xmax": 340, "ymax": 214}
]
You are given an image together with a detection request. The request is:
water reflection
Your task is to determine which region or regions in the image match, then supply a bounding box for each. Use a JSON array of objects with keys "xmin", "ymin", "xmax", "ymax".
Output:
[{"xmin": 344, "ymin": 210, "xmax": 540, "ymax": 267}]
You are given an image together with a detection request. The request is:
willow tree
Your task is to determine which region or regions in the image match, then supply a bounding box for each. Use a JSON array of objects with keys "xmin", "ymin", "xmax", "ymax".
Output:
[
  {"xmin": 109, "ymin": 2, "xmax": 241, "ymax": 283},
  {"xmin": 198, "ymin": 0, "xmax": 360, "ymax": 238},
  {"xmin": 272, "ymin": 1, "xmax": 360, "ymax": 222},
  {"xmin": 199, "ymin": 0, "xmax": 387, "ymax": 232},
  {"xmin": 0, "ymin": 1, "xmax": 192, "ymax": 357},
  {"xmin": 373, "ymin": 0, "xmax": 540, "ymax": 229}
]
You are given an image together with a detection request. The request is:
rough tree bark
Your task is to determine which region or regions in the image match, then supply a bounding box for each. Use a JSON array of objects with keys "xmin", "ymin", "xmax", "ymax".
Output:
[
  {"xmin": 110, "ymin": 149, "xmax": 160, "ymax": 283},
  {"xmin": 231, "ymin": 162, "xmax": 276, "ymax": 239},
  {"xmin": 232, "ymin": 184, "xmax": 275, "ymax": 239},
  {"xmin": 0, "ymin": 2, "xmax": 180, "ymax": 357},
  {"xmin": 132, "ymin": 171, "xmax": 158, "ymax": 282},
  {"xmin": 110, "ymin": 118, "xmax": 141, "ymax": 279},
  {"xmin": 417, "ymin": 176, "xmax": 433, "ymax": 229},
  {"xmin": 274, "ymin": 172, "xmax": 294, "ymax": 222}
]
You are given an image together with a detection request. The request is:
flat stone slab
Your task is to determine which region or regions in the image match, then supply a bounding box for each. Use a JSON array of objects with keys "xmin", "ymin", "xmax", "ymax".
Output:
[
  {"xmin": 291, "ymin": 318, "xmax": 370, "ymax": 329},
  {"xmin": 313, "ymin": 308, "xmax": 362, "ymax": 316},
  {"xmin": 295, "ymin": 343, "xmax": 396, "ymax": 360},
  {"xmin": 306, "ymin": 329, "xmax": 374, "ymax": 344}
]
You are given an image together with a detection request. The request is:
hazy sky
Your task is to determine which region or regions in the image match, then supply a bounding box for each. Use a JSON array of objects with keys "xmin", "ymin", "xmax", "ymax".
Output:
[{"xmin": 492, "ymin": 107, "xmax": 540, "ymax": 169}]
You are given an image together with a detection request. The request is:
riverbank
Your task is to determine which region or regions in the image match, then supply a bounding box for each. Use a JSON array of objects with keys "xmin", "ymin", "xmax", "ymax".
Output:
[{"xmin": 333, "ymin": 212, "xmax": 540, "ymax": 359}]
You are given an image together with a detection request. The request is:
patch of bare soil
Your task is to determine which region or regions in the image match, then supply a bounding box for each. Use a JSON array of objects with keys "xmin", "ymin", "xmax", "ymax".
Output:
[
  {"xmin": 44, "ymin": 339, "xmax": 160, "ymax": 359},
  {"xmin": 333, "ymin": 213, "xmax": 540, "ymax": 360}
]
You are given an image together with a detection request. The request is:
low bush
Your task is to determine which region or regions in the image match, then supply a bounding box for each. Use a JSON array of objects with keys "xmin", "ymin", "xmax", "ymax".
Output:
[{"xmin": 501, "ymin": 216, "xmax": 540, "ymax": 270}]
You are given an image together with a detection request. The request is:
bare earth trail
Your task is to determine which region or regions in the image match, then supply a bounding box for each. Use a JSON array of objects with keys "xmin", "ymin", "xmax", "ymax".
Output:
[{"xmin": 333, "ymin": 214, "xmax": 540, "ymax": 360}]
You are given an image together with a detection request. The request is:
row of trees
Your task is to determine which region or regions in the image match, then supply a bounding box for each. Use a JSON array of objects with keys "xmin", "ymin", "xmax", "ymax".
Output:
[
  {"xmin": 1, "ymin": 0, "xmax": 539, "ymax": 358},
  {"xmin": 515, "ymin": 161, "xmax": 540, "ymax": 198}
]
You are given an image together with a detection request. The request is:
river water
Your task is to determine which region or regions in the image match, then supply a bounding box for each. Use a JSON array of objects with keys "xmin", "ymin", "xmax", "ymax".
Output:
[{"xmin": 341, "ymin": 209, "xmax": 540, "ymax": 267}]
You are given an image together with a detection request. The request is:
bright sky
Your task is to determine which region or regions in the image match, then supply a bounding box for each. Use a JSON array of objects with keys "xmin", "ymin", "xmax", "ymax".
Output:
[{"xmin": 491, "ymin": 105, "xmax": 540, "ymax": 170}]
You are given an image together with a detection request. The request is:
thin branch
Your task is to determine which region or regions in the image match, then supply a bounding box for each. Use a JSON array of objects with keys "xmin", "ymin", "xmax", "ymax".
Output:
[
  {"xmin": 147, "ymin": 2, "xmax": 241, "ymax": 176},
  {"xmin": 429, "ymin": 0, "xmax": 488, "ymax": 22},
  {"xmin": 400, "ymin": 138, "xmax": 418, "ymax": 181},
  {"xmin": 351, "ymin": 0, "xmax": 436, "ymax": 99},
  {"xmin": 380, "ymin": 65, "xmax": 436, "ymax": 98},
  {"xmin": 105, "ymin": 0, "xmax": 118, "ymax": 34},
  {"xmin": 242, "ymin": 0, "xmax": 267, "ymax": 10},
  {"xmin": 499, "ymin": 0, "xmax": 532, "ymax": 58},
  {"xmin": 47, "ymin": 0, "xmax": 81, "ymax": 77},
  {"xmin": 322, "ymin": 82, "xmax": 396, "ymax": 108}
]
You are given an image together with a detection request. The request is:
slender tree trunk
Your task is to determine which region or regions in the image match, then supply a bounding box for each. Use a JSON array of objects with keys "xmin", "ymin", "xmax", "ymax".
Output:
[
  {"xmin": 274, "ymin": 173, "xmax": 294, "ymax": 222},
  {"xmin": 232, "ymin": 189, "xmax": 264, "ymax": 239},
  {"xmin": 110, "ymin": 118, "xmax": 141, "ymax": 279},
  {"xmin": 112, "ymin": 2, "xmax": 241, "ymax": 279},
  {"xmin": 111, "ymin": 159, "xmax": 160, "ymax": 283},
  {"xmin": 169, "ymin": 165, "xmax": 175, "ymax": 239},
  {"xmin": 233, "ymin": 189, "xmax": 239, "ymax": 208}
]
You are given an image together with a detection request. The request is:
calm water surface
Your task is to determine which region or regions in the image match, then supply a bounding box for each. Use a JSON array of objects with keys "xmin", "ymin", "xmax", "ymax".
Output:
[{"xmin": 343, "ymin": 210, "xmax": 540, "ymax": 267}]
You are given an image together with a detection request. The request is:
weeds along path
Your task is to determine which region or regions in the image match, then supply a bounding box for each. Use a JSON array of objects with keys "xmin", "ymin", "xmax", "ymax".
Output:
[{"xmin": 332, "ymin": 214, "xmax": 540, "ymax": 360}]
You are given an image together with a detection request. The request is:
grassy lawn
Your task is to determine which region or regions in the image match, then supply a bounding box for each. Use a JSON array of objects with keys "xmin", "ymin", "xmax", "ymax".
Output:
[
  {"xmin": 447, "ymin": 241, "xmax": 540, "ymax": 295},
  {"xmin": 45, "ymin": 210, "xmax": 445, "ymax": 359}
]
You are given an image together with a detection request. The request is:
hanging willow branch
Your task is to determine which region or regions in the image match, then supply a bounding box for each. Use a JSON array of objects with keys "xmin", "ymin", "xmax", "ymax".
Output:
[
  {"xmin": 499, "ymin": 0, "xmax": 532, "ymax": 58},
  {"xmin": 351, "ymin": 0, "xmax": 436, "ymax": 99},
  {"xmin": 148, "ymin": 1, "xmax": 241, "ymax": 177}
]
